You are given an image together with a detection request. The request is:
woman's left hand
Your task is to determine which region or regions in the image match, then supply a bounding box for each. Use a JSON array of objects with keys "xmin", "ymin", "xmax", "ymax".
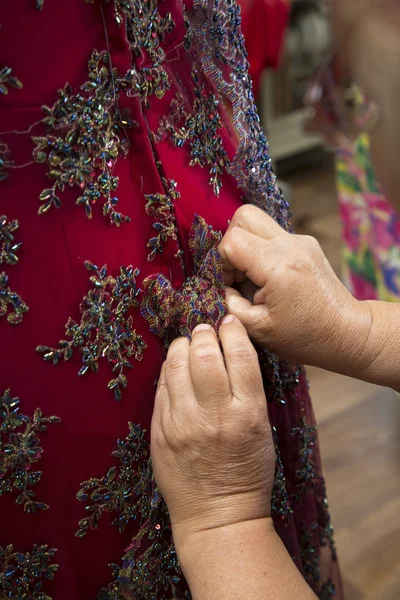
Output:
[{"xmin": 151, "ymin": 315, "xmax": 275, "ymax": 554}]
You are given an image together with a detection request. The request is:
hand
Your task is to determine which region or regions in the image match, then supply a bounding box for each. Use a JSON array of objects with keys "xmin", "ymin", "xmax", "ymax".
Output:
[
  {"xmin": 218, "ymin": 205, "xmax": 372, "ymax": 374},
  {"xmin": 150, "ymin": 315, "xmax": 274, "ymax": 554}
]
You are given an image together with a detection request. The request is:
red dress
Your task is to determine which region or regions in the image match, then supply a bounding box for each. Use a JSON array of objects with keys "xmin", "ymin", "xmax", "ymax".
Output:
[{"xmin": 0, "ymin": 1, "xmax": 342, "ymax": 598}]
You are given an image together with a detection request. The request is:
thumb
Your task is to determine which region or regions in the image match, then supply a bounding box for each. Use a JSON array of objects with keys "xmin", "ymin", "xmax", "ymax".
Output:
[{"xmin": 225, "ymin": 287, "xmax": 269, "ymax": 345}]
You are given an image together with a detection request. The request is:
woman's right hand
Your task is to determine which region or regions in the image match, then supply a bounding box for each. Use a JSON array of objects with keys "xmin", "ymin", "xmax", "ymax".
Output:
[{"xmin": 219, "ymin": 205, "xmax": 373, "ymax": 374}]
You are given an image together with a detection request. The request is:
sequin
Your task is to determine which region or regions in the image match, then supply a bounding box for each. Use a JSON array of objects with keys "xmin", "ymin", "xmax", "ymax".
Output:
[
  {"xmin": 76, "ymin": 423, "xmax": 188, "ymax": 599},
  {"xmin": 0, "ymin": 272, "xmax": 29, "ymax": 325},
  {"xmin": 0, "ymin": 544, "xmax": 58, "ymax": 599},
  {"xmin": 0, "ymin": 216, "xmax": 22, "ymax": 266},
  {"xmin": 32, "ymin": 50, "xmax": 134, "ymax": 226},
  {"xmin": 145, "ymin": 179, "xmax": 180, "ymax": 261},
  {"xmin": 155, "ymin": 68, "xmax": 228, "ymax": 196},
  {"xmin": 0, "ymin": 389, "xmax": 61, "ymax": 513},
  {"xmin": 36, "ymin": 261, "xmax": 146, "ymax": 401},
  {"xmin": 141, "ymin": 215, "xmax": 227, "ymax": 342},
  {"xmin": 0, "ymin": 66, "xmax": 23, "ymax": 96}
]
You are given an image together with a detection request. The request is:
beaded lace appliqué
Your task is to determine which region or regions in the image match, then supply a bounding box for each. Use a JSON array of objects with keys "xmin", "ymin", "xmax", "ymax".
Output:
[
  {"xmin": 0, "ymin": 544, "xmax": 58, "ymax": 599},
  {"xmin": 36, "ymin": 261, "xmax": 146, "ymax": 401},
  {"xmin": 141, "ymin": 215, "xmax": 227, "ymax": 342},
  {"xmin": 76, "ymin": 423, "xmax": 188, "ymax": 599},
  {"xmin": 0, "ymin": 389, "xmax": 61, "ymax": 513},
  {"xmin": 32, "ymin": 50, "xmax": 134, "ymax": 226}
]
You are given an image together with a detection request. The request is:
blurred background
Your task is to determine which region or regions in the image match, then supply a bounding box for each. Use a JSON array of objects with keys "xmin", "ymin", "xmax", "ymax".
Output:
[{"xmin": 242, "ymin": 0, "xmax": 400, "ymax": 598}]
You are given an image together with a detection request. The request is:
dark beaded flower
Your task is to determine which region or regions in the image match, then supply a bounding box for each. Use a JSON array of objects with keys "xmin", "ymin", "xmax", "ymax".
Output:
[
  {"xmin": 0, "ymin": 389, "xmax": 61, "ymax": 513},
  {"xmin": 291, "ymin": 417, "xmax": 317, "ymax": 500},
  {"xmin": 37, "ymin": 261, "xmax": 146, "ymax": 401},
  {"xmin": 0, "ymin": 544, "xmax": 58, "ymax": 599},
  {"xmin": 141, "ymin": 215, "xmax": 227, "ymax": 342},
  {"xmin": 32, "ymin": 50, "xmax": 135, "ymax": 226}
]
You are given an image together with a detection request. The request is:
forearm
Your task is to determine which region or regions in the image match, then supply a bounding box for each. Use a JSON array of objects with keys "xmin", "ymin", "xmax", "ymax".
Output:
[
  {"xmin": 175, "ymin": 518, "xmax": 317, "ymax": 600},
  {"xmin": 320, "ymin": 299, "xmax": 400, "ymax": 392}
]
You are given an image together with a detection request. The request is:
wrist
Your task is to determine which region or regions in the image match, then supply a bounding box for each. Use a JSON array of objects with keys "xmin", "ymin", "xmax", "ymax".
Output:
[{"xmin": 174, "ymin": 517, "xmax": 275, "ymax": 578}]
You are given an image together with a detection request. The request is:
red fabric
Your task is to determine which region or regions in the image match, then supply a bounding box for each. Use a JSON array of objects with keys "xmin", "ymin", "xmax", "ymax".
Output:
[
  {"xmin": 0, "ymin": 1, "xmax": 342, "ymax": 599},
  {"xmin": 239, "ymin": 0, "xmax": 290, "ymax": 97}
]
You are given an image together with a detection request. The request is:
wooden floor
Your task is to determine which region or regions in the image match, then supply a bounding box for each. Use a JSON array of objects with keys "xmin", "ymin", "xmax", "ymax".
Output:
[{"xmin": 284, "ymin": 155, "xmax": 400, "ymax": 600}]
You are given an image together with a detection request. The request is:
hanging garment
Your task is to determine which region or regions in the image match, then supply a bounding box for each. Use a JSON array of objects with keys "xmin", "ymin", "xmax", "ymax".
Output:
[
  {"xmin": 0, "ymin": 1, "xmax": 342, "ymax": 599},
  {"xmin": 337, "ymin": 134, "xmax": 400, "ymax": 301}
]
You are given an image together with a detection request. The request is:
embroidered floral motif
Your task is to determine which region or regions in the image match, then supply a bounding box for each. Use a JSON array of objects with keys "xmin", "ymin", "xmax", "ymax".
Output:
[
  {"xmin": 0, "ymin": 389, "xmax": 61, "ymax": 513},
  {"xmin": 0, "ymin": 143, "xmax": 12, "ymax": 182},
  {"xmin": 0, "ymin": 216, "xmax": 22, "ymax": 266},
  {"xmin": 145, "ymin": 179, "xmax": 180, "ymax": 260},
  {"xmin": 291, "ymin": 417, "xmax": 317, "ymax": 499},
  {"xmin": 106, "ymin": 0, "xmax": 175, "ymax": 102},
  {"xmin": 0, "ymin": 272, "xmax": 29, "ymax": 325},
  {"xmin": 37, "ymin": 261, "xmax": 146, "ymax": 401},
  {"xmin": 319, "ymin": 580, "xmax": 337, "ymax": 600},
  {"xmin": 0, "ymin": 66, "xmax": 23, "ymax": 96},
  {"xmin": 141, "ymin": 215, "xmax": 227, "ymax": 342},
  {"xmin": 299, "ymin": 524, "xmax": 321, "ymax": 584},
  {"xmin": 32, "ymin": 50, "xmax": 134, "ymax": 226},
  {"xmin": 156, "ymin": 69, "xmax": 228, "ymax": 196},
  {"xmin": 271, "ymin": 427, "xmax": 292, "ymax": 522},
  {"xmin": 0, "ymin": 544, "xmax": 58, "ymax": 599},
  {"xmin": 76, "ymin": 423, "xmax": 188, "ymax": 599}
]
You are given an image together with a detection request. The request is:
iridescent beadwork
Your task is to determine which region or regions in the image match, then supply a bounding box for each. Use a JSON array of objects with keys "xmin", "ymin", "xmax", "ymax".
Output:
[
  {"xmin": 0, "ymin": 272, "xmax": 29, "ymax": 325},
  {"xmin": 0, "ymin": 216, "xmax": 22, "ymax": 266},
  {"xmin": 0, "ymin": 389, "xmax": 61, "ymax": 513},
  {"xmin": 141, "ymin": 215, "xmax": 227, "ymax": 342},
  {"xmin": 156, "ymin": 69, "xmax": 228, "ymax": 195},
  {"xmin": 0, "ymin": 66, "xmax": 23, "ymax": 96},
  {"xmin": 32, "ymin": 50, "xmax": 134, "ymax": 225},
  {"xmin": 36, "ymin": 261, "xmax": 146, "ymax": 401},
  {"xmin": 291, "ymin": 417, "xmax": 317, "ymax": 499},
  {"xmin": 193, "ymin": 0, "xmax": 291, "ymax": 228},
  {"xmin": 145, "ymin": 179, "xmax": 180, "ymax": 261},
  {"xmin": 0, "ymin": 544, "xmax": 58, "ymax": 599},
  {"xmin": 271, "ymin": 427, "xmax": 293, "ymax": 522},
  {"xmin": 260, "ymin": 351, "xmax": 302, "ymax": 405},
  {"xmin": 76, "ymin": 423, "xmax": 188, "ymax": 599}
]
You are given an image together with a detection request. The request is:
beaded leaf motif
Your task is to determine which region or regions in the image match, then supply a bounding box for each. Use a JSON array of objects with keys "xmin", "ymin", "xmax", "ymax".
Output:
[
  {"xmin": 0, "ymin": 215, "xmax": 22, "ymax": 266},
  {"xmin": 32, "ymin": 50, "xmax": 134, "ymax": 226},
  {"xmin": 141, "ymin": 215, "xmax": 227, "ymax": 342},
  {"xmin": 145, "ymin": 179, "xmax": 180, "ymax": 261},
  {"xmin": 0, "ymin": 271, "xmax": 29, "ymax": 325},
  {"xmin": 0, "ymin": 389, "xmax": 61, "ymax": 513},
  {"xmin": 76, "ymin": 423, "xmax": 188, "ymax": 599},
  {"xmin": 156, "ymin": 69, "xmax": 228, "ymax": 196},
  {"xmin": 0, "ymin": 544, "xmax": 58, "ymax": 600},
  {"xmin": 291, "ymin": 417, "xmax": 317, "ymax": 500},
  {"xmin": 36, "ymin": 261, "xmax": 146, "ymax": 401},
  {"xmin": 0, "ymin": 66, "xmax": 23, "ymax": 96}
]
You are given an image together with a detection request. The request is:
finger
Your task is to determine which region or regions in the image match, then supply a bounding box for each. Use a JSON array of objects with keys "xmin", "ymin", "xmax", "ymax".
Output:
[
  {"xmin": 226, "ymin": 287, "xmax": 270, "ymax": 346},
  {"xmin": 189, "ymin": 324, "xmax": 231, "ymax": 408},
  {"xmin": 218, "ymin": 314, "xmax": 264, "ymax": 402},
  {"xmin": 219, "ymin": 228, "xmax": 269, "ymax": 288},
  {"xmin": 152, "ymin": 362, "xmax": 170, "ymax": 434},
  {"xmin": 164, "ymin": 337, "xmax": 195, "ymax": 411},
  {"xmin": 228, "ymin": 205, "xmax": 285, "ymax": 241}
]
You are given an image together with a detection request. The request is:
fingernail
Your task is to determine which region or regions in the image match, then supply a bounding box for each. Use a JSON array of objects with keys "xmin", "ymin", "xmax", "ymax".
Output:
[
  {"xmin": 192, "ymin": 323, "xmax": 212, "ymax": 334},
  {"xmin": 221, "ymin": 314, "xmax": 238, "ymax": 325}
]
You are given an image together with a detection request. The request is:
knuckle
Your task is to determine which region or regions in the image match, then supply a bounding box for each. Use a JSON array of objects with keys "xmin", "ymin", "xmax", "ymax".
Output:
[
  {"xmin": 166, "ymin": 354, "xmax": 187, "ymax": 374},
  {"xmin": 303, "ymin": 235, "xmax": 321, "ymax": 253},
  {"xmin": 192, "ymin": 343, "xmax": 221, "ymax": 366},
  {"xmin": 234, "ymin": 204, "xmax": 258, "ymax": 223},
  {"xmin": 225, "ymin": 341, "xmax": 257, "ymax": 363}
]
